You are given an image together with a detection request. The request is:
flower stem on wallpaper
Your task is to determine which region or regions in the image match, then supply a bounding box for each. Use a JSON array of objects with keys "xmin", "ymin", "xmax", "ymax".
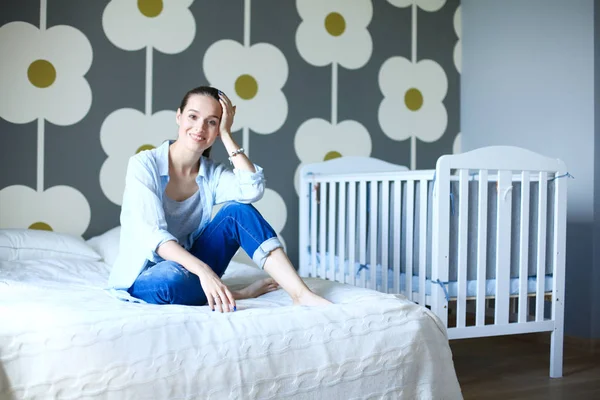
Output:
[
  {"xmin": 146, "ymin": 46, "xmax": 153, "ymax": 116},
  {"xmin": 37, "ymin": 118, "xmax": 44, "ymax": 192},
  {"xmin": 411, "ymin": 2, "xmax": 417, "ymax": 170},
  {"xmin": 331, "ymin": 62, "xmax": 338, "ymax": 126}
]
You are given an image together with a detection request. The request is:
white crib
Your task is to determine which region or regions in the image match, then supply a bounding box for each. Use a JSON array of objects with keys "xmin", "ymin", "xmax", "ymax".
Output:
[{"xmin": 298, "ymin": 146, "xmax": 568, "ymax": 378}]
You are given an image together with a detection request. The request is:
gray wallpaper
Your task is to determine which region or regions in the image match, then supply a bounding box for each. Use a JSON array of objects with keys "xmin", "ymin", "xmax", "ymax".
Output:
[{"xmin": 0, "ymin": 0, "xmax": 461, "ymax": 267}]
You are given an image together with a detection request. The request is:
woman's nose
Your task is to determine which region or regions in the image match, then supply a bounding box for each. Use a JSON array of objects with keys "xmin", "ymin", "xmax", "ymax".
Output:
[{"xmin": 192, "ymin": 119, "xmax": 206, "ymax": 131}]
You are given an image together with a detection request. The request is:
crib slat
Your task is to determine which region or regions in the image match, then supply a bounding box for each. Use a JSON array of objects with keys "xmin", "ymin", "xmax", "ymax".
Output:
[
  {"xmin": 328, "ymin": 182, "xmax": 336, "ymax": 282},
  {"xmin": 518, "ymin": 172, "xmax": 531, "ymax": 323},
  {"xmin": 457, "ymin": 169, "xmax": 469, "ymax": 328},
  {"xmin": 359, "ymin": 181, "xmax": 367, "ymax": 287},
  {"xmin": 551, "ymin": 168, "xmax": 568, "ymax": 378},
  {"xmin": 495, "ymin": 171, "xmax": 513, "ymax": 325},
  {"xmin": 393, "ymin": 180, "xmax": 402, "ymax": 294},
  {"xmin": 338, "ymin": 182, "xmax": 347, "ymax": 284},
  {"xmin": 310, "ymin": 182, "xmax": 318, "ymax": 278},
  {"xmin": 476, "ymin": 170, "xmax": 488, "ymax": 326},
  {"xmin": 536, "ymin": 172, "xmax": 548, "ymax": 321},
  {"xmin": 319, "ymin": 182, "xmax": 328, "ymax": 279},
  {"xmin": 406, "ymin": 180, "xmax": 415, "ymax": 301},
  {"xmin": 348, "ymin": 182, "xmax": 357, "ymax": 287},
  {"xmin": 369, "ymin": 181, "xmax": 378, "ymax": 291},
  {"xmin": 432, "ymin": 164, "xmax": 450, "ymax": 328},
  {"xmin": 299, "ymin": 177, "xmax": 309, "ymax": 277},
  {"xmin": 382, "ymin": 181, "xmax": 390, "ymax": 293},
  {"xmin": 419, "ymin": 179, "xmax": 428, "ymax": 305}
]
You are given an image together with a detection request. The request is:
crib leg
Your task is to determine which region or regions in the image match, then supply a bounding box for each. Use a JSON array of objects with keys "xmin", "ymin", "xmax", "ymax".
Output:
[{"xmin": 549, "ymin": 326, "xmax": 564, "ymax": 378}]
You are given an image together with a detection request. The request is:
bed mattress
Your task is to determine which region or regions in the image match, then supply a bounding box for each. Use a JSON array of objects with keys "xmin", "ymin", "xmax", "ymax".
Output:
[
  {"xmin": 0, "ymin": 259, "xmax": 462, "ymax": 399},
  {"xmin": 308, "ymin": 252, "xmax": 553, "ymax": 298}
]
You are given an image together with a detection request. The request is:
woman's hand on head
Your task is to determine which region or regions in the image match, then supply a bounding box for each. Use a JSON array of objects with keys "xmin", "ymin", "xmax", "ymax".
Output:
[
  {"xmin": 218, "ymin": 90, "xmax": 236, "ymax": 137},
  {"xmin": 196, "ymin": 264, "xmax": 236, "ymax": 313}
]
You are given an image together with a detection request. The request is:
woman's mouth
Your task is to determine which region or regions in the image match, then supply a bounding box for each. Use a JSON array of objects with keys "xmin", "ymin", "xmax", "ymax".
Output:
[{"xmin": 188, "ymin": 132, "xmax": 205, "ymax": 142}]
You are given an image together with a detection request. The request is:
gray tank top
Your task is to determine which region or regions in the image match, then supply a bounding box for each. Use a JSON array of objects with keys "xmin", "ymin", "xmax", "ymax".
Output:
[{"xmin": 163, "ymin": 190, "xmax": 202, "ymax": 250}]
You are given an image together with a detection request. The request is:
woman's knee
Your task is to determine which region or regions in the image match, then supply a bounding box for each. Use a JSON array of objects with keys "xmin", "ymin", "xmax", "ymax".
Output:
[
  {"xmin": 219, "ymin": 201, "xmax": 257, "ymax": 217},
  {"xmin": 218, "ymin": 202, "xmax": 274, "ymax": 229}
]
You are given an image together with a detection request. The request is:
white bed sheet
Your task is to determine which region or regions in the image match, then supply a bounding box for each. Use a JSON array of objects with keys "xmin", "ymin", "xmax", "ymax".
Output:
[{"xmin": 0, "ymin": 259, "xmax": 462, "ymax": 399}]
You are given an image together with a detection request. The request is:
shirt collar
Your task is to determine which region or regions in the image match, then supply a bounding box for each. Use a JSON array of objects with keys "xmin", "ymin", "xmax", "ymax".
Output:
[{"xmin": 156, "ymin": 140, "xmax": 208, "ymax": 179}]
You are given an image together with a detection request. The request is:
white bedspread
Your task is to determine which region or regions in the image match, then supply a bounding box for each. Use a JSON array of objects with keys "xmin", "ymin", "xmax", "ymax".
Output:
[{"xmin": 0, "ymin": 259, "xmax": 462, "ymax": 399}]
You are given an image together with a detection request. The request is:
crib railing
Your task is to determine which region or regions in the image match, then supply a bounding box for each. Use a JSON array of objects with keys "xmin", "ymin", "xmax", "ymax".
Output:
[
  {"xmin": 431, "ymin": 146, "xmax": 567, "ymax": 378},
  {"xmin": 298, "ymin": 148, "xmax": 568, "ymax": 378},
  {"xmin": 299, "ymin": 163, "xmax": 435, "ymax": 305}
]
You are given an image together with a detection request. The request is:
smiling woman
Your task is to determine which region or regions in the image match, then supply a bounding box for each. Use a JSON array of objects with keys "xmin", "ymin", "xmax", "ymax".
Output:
[{"xmin": 108, "ymin": 85, "xmax": 331, "ymax": 312}]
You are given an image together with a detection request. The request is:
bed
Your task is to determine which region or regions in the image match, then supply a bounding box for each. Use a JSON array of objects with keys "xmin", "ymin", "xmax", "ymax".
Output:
[
  {"xmin": 0, "ymin": 228, "xmax": 463, "ymax": 399},
  {"xmin": 298, "ymin": 146, "xmax": 568, "ymax": 378}
]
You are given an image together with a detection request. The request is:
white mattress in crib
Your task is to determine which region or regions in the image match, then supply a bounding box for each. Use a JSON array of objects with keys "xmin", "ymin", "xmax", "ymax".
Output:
[
  {"xmin": 309, "ymin": 252, "xmax": 554, "ymax": 298},
  {"xmin": 0, "ymin": 258, "xmax": 463, "ymax": 399}
]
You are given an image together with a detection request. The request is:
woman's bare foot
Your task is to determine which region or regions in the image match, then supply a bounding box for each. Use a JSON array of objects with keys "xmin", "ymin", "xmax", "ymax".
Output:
[
  {"xmin": 233, "ymin": 278, "xmax": 279, "ymax": 300},
  {"xmin": 293, "ymin": 290, "xmax": 332, "ymax": 306}
]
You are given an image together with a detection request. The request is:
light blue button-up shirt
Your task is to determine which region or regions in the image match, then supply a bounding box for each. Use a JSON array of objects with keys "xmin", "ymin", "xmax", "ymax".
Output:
[{"xmin": 107, "ymin": 140, "xmax": 265, "ymax": 290}]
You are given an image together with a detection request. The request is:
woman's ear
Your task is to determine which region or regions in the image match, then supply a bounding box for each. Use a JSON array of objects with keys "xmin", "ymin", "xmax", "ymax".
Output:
[{"xmin": 175, "ymin": 108, "xmax": 181, "ymax": 125}]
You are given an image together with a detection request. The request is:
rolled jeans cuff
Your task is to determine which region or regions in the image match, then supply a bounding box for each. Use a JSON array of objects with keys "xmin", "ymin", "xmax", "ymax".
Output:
[{"xmin": 252, "ymin": 237, "xmax": 283, "ymax": 269}]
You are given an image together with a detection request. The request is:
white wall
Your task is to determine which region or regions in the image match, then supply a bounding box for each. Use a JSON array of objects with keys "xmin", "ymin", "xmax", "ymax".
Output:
[
  {"xmin": 462, "ymin": 0, "xmax": 594, "ymax": 222},
  {"xmin": 593, "ymin": 0, "xmax": 600, "ymax": 340},
  {"xmin": 462, "ymin": 0, "xmax": 596, "ymax": 338}
]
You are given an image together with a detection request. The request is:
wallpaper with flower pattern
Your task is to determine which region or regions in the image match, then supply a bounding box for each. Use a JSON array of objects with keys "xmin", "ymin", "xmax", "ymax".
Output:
[{"xmin": 0, "ymin": 0, "xmax": 460, "ymax": 266}]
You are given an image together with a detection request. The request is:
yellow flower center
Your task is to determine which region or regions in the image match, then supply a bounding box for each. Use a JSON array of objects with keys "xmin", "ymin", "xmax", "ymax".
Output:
[
  {"xmin": 324, "ymin": 151, "xmax": 342, "ymax": 161},
  {"xmin": 28, "ymin": 60, "xmax": 56, "ymax": 88},
  {"xmin": 405, "ymin": 88, "xmax": 423, "ymax": 111},
  {"xmin": 136, "ymin": 144, "xmax": 155, "ymax": 154},
  {"xmin": 325, "ymin": 12, "xmax": 346, "ymax": 37},
  {"xmin": 29, "ymin": 222, "xmax": 53, "ymax": 231},
  {"xmin": 235, "ymin": 74, "xmax": 258, "ymax": 100},
  {"xmin": 138, "ymin": 0, "xmax": 163, "ymax": 18}
]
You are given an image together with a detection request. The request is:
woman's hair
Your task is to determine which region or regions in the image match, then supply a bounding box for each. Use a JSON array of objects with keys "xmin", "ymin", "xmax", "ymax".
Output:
[{"xmin": 178, "ymin": 86, "xmax": 220, "ymax": 158}]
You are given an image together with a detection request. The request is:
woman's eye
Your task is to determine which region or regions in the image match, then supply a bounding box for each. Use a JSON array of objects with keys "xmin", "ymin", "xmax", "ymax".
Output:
[
  {"xmin": 189, "ymin": 115, "xmax": 197, "ymax": 120},
  {"xmin": 209, "ymin": 120, "xmax": 217, "ymax": 126}
]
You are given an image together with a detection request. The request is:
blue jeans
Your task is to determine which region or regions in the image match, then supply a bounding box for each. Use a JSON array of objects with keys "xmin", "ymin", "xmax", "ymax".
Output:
[{"xmin": 127, "ymin": 202, "xmax": 282, "ymax": 305}]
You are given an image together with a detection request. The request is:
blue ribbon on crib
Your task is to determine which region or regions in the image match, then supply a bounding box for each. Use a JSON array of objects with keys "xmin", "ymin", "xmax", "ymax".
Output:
[
  {"xmin": 356, "ymin": 263, "xmax": 368, "ymax": 276},
  {"xmin": 431, "ymin": 171, "xmax": 457, "ymax": 216},
  {"xmin": 550, "ymin": 172, "xmax": 574, "ymax": 181},
  {"xmin": 432, "ymin": 279, "xmax": 450, "ymax": 302}
]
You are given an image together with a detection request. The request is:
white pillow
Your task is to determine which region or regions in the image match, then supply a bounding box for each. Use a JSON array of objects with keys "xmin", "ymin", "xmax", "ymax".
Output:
[
  {"xmin": 0, "ymin": 258, "xmax": 110, "ymax": 288},
  {"xmin": 0, "ymin": 229, "xmax": 101, "ymax": 261},
  {"xmin": 86, "ymin": 226, "xmax": 121, "ymax": 266}
]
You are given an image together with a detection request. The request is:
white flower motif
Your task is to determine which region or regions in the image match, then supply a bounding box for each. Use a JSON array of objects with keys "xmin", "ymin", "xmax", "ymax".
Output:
[
  {"xmin": 294, "ymin": 118, "xmax": 373, "ymax": 193},
  {"xmin": 0, "ymin": 185, "xmax": 91, "ymax": 236},
  {"xmin": 454, "ymin": 5, "xmax": 461, "ymax": 73},
  {"xmin": 453, "ymin": 132, "xmax": 461, "ymax": 154},
  {"xmin": 102, "ymin": 0, "xmax": 195, "ymax": 54},
  {"xmin": 296, "ymin": 0, "xmax": 373, "ymax": 69},
  {"xmin": 0, "ymin": 21, "xmax": 92, "ymax": 126},
  {"xmin": 378, "ymin": 57, "xmax": 448, "ymax": 142},
  {"xmin": 100, "ymin": 108, "xmax": 175, "ymax": 205},
  {"xmin": 203, "ymin": 40, "xmax": 288, "ymax": 135},
  {"xmin": 387, "ymin": 0, "xmax": 446, "ymax": 12}
]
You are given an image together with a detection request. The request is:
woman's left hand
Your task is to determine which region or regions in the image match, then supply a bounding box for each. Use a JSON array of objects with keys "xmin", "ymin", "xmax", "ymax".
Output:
[{"xmin": 218, "ymin": 91, "xmax": 236, "ymax": 136}]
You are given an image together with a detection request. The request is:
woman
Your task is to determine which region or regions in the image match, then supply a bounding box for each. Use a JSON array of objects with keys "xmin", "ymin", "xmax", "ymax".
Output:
[{"xmin": 108, "ymin": 86, "xmax": 330, "ymax": 312}]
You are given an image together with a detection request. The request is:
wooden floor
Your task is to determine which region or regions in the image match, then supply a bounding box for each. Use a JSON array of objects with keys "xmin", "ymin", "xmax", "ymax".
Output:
[{"xmin": 450, "ymin": 334, "xmax": 600, "ymax": 400}]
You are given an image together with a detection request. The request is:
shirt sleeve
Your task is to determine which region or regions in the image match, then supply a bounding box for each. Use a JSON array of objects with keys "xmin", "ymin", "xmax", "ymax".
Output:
[
  {"xmin": 212, "ymin": 162, "xmax": 266, "ymax": 205},
  {"xmin": 120, "ymin": 156, "xmax": 177, "ymax": 260}
]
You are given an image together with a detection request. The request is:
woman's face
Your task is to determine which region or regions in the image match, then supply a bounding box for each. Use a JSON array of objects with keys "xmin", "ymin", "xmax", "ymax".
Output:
[{"xmin": 176, "ymin": 94, "xmax": 221, "ymax": 153}]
